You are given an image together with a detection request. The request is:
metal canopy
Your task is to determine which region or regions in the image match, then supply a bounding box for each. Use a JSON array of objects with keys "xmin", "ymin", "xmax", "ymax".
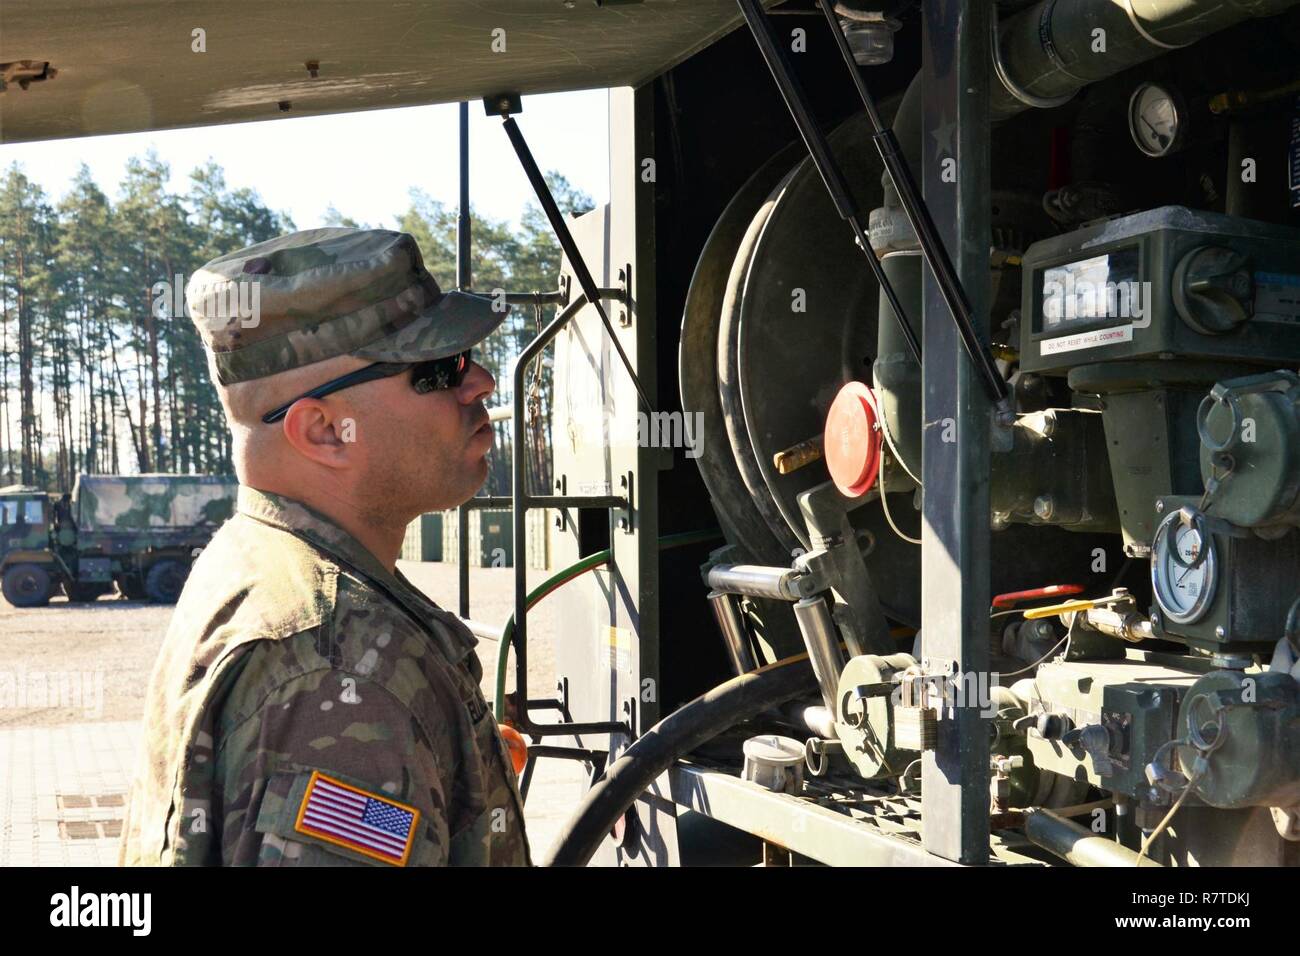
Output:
[{"xmin": 0, "ymin": 0, "xmax": 766, "ymax": 144}]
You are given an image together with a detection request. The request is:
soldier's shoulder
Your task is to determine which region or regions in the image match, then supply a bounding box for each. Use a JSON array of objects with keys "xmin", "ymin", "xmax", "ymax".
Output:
[
  {"xmin": 178, "ymin": 512, "xmax": 341, "ymax": 644},
  {"xmin": 327, "ymin": 574, "xmax": 481, "ymax": 711}
]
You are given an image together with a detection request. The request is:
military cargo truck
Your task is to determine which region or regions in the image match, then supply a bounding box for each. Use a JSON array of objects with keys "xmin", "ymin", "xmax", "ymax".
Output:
[{"xmin": 0, "ymin": 474, "xmax": 237, "ymax": 607}]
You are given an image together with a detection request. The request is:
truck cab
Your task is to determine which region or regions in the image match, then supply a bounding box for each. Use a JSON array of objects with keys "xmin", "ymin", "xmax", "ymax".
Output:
[{"xmin": 0, "ymin": 486, "xmax": 57, "ymax": 607}]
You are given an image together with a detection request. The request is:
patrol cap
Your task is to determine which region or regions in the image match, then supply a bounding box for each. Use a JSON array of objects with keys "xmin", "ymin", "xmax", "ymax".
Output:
[{"xmin": 186, "ymin": 227, "xmax": 506, "ymax": 385}]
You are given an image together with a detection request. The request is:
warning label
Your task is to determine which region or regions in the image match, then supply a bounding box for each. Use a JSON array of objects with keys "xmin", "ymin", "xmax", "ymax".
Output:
[{"xmin": 1039, "ymin": 324, "xmax": 1134, "ymax": 356}]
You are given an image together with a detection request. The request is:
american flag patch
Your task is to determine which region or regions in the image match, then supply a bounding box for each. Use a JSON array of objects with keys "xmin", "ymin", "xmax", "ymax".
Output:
[{"xmin": 294, "ymin": 771, "xmax": 420, "ymax": 866}]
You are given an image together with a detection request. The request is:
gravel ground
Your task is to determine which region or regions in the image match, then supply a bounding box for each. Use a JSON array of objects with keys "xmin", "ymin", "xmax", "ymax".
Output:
[{"xmin": 0, "ymin": 561, "xmax": 558, "ymax": 727}]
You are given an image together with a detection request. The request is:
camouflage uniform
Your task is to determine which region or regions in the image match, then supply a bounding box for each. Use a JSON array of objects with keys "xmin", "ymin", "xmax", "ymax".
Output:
[
  {"xmin": 120, "ymin": 227, "xmax": 525, "ymax": 866},
  {"xmin": 119, "ymin": 486, "xmax": 531, "ymax": 866}
]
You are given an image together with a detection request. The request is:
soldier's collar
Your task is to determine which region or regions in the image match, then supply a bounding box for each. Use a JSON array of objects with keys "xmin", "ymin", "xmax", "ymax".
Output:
[{"xmin": 236, "ymin": 485, "xmax": 477, "ymax": 662}]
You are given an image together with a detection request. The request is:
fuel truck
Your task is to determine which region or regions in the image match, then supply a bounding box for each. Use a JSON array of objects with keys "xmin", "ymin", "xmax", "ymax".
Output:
[{"xmin": 10, "ymin": 0, "xmax": 1300, "ymax": 866}]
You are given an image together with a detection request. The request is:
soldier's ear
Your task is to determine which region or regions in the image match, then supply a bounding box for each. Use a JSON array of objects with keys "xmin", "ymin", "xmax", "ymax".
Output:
[{"xmin": 280, "ymin": 399, "xmax": 350, "ymax": 469}]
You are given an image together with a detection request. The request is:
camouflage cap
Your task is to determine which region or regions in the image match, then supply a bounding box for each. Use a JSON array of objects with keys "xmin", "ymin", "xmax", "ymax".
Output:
[{"xmin": 186, "ymin": 227, "xmax": 506, "ymax": 385}]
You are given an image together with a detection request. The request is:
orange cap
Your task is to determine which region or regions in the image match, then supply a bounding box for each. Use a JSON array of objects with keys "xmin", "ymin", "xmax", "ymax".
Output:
[{"xmin": 498, "ymin": 724, "xmax": 529, "ymax": 776}]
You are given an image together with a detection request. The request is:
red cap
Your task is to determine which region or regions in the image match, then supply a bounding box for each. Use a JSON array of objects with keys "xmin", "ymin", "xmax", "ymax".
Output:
[{"xmin": 824, "ymin": 381, "xmax": 882, "ymax": 498}]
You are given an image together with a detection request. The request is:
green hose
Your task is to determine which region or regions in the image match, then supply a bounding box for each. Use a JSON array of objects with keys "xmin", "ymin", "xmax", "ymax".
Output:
[{"xmin": 492, "ymin": 528, "xmax": 723, "ymax": 722}]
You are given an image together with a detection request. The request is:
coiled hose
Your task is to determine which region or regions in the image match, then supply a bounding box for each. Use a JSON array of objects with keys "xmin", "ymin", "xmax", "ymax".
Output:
[{"xmin": 544, "ymin": 652, "xmax": 818, "ymax": 866}]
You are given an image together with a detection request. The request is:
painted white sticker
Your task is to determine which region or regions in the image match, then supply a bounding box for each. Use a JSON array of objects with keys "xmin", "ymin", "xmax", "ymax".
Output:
[{"xmin": 1039, "ymin": 324, "xmax": 1134, "ymax": 356}]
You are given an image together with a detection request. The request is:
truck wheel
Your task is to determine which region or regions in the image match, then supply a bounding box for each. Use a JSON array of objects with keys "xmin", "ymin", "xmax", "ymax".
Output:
[
  {"xmin": 2, "ymin": 563, "xmax": 54, "ymax": 608},
  {"xmin": 144, "ymin": 559, "xmax": 189, "ymax": 603},
  {"xmin": 116, "ymin": 576, "xmax": 147, "ymax": 601}
]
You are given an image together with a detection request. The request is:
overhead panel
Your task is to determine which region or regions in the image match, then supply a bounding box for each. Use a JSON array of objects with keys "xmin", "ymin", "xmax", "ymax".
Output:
[{"xmin": 0, "ymin": 0, "xmax": 768, "ymax": 144}]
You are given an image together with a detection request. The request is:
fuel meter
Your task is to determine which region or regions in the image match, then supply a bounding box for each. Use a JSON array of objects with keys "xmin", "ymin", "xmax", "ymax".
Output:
[
  {"xmin": 1150, "ymin": 497, "xmax": 1300, "ymax": 654},
  {"xmin": 1151, "ymin": 507, "xmax": 1217, "ymax": 625}
]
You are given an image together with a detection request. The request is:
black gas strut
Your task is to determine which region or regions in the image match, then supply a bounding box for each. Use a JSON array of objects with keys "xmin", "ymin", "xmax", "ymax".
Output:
[
  {"xmin": 488, "ymin": 95, "xmax": 656, "ymax": 416},
  {"xmin": 737, "ymin": 0, "xmax": 1012, "ymax": 412}
]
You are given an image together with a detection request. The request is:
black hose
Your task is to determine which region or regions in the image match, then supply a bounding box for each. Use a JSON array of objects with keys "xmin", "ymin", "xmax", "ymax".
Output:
[{"xmin": 542, "ymin": 654, "xmax": 819, "ymax": 867}]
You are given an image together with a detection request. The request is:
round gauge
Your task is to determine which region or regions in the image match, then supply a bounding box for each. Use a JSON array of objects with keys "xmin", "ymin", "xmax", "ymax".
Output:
[
  {"xmin": 1128, "ymin": 83, "xmax": 1185, "ymax": 158},
  {"xmin": 1151, "ymin": 510, "xmax": 1218, "ymax": 625}
]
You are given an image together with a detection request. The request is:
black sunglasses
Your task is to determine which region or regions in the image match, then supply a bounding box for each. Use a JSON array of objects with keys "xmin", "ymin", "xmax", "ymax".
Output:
[{"xmin": 261, "ymin": 349, "xmax": 473, "ymax": 424}]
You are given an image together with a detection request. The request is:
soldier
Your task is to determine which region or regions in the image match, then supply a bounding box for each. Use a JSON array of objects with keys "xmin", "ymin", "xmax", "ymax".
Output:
[{"xmin": 120, "ymin": 228, "xmax": 530, "ymax": 866}]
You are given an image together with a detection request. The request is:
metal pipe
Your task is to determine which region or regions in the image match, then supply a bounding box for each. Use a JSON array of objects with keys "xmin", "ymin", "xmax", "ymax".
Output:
[
  {"xmin": 543, "ymin": 654, "xmax": 820, "ymax": 866},
  {"xmin": 706, "ymin": 564, "xmax": 816, "ymax": 601},
  {"xmin": 456, "ymin": 101, "xmax": 472, "ymax": 291},
  {"xmin": 792, "ymin": 595, "xmax": 849, "ymax": 717},
  {"xmin": 873, "ymin": 251, "xmax": 924, "ymax": 478},
  {"xmin": 502, "ymin": 290, "xmax": 567, "ymax": 306},
  {"xmin": 457, "ymin": 503, "xmax": 469, "ymax": 618},
  {"xmin": 1023, "ymin": 807, "xmax": 1161, "ymax": 867},
  {"xmin": 708, "ymin": 589, "xmax": 758, "ymax": 675},
  {"xmin": 803, "ymin": 704, "xmax": 837, "ymax": 740},
  {"xmin": 463, "ymin": 494, "xmax": 626, "ymax": 511},
  {"xmin": 992, "ymin": 0, "xmax": 1300, "ymax": 121},
  {"xmin": 458, "ymin": 616, "xmax": 501, "ymax": 642}
]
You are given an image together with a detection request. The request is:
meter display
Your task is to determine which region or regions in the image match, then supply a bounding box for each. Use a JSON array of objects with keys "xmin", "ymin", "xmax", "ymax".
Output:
[
  {"xmin": 1129, "ymin": 82, "xmax": 1185, "ymax": 158},
  {"xmin": 1041, "ymin": 247, "xmax": 1141, "ymax": 331},
  {"xmin": 1151, "ymin": 509, "xmax": 1218, "ymax": 625},
  {"xmin": 1020, "ymin": 207, "xmax": 1300, "ymax": 376}
]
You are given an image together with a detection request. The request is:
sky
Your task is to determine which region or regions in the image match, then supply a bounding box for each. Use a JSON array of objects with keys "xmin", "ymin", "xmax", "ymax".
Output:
[
  {"xmin": 0, "ymin": 89, "xmax": 612, "ymax": 477},
  {"xmin": 0, "ymin": 88, "xmax": 611, "ymax": 230}
]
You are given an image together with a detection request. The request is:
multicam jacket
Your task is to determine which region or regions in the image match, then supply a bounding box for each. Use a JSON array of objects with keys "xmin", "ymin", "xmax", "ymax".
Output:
[{"xmin": 119, "ymin": 486, "xmax": 530, "ymax": 867}]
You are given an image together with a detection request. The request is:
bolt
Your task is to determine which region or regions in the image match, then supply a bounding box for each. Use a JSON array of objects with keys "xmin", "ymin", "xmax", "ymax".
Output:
[
  {"xmin": 617, "ymin": 517, "xmax": 629, "ymax": 531},
  {"xmin": 1156, "ymin": 500, "xmax": 1165, "ymax": 513},
  {"xmin": 1033, "ymin": 495, "xmax": 1055, "ymax": 521},
  {"xmin": 1151, "ymin": 610, "xmax": 1162, "ymax": 627},
  {"xmin": 1215, "ymin": 625, "xmax": 1227, "ymax": 639}
]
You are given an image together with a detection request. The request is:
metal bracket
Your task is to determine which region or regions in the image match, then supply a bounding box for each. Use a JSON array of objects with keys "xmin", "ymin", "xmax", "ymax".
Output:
[
  {"xmin": 553, "ymin": 475, "xmax": 568, "ymax": 532},
  {"xmin": 622, "ymin": 697, "xmax": 638, "ymax": 738},
  {"xmin": 617, "ymin": 263, "xmax": 633, "ymax": 327},
  {"xmin": 617, "ymin": 472, "xmax": 635, "ymax": 534}
]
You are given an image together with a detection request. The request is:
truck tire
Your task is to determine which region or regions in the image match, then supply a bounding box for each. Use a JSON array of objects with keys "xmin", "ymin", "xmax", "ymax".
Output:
[
  {"xmin": 2, "ymin": 563, "xmax": 54, "ymax": 608},
  {"xmin": 116, "ymin": 576, "xmax": 147, "ymax": 601},
  {"xmin": 144, "ymin": 559, "xmax": 189, "ymax": 604}
]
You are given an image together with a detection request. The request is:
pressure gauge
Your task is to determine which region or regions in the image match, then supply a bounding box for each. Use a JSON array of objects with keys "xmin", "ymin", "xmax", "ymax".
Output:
[
  {"xmin": 1151, "ymin": 509, "xmax": 1218, "ymax": 625},
  {"xmin": 1128, "ymin": 82, "xmax": 1185, "ymax": 158}
]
